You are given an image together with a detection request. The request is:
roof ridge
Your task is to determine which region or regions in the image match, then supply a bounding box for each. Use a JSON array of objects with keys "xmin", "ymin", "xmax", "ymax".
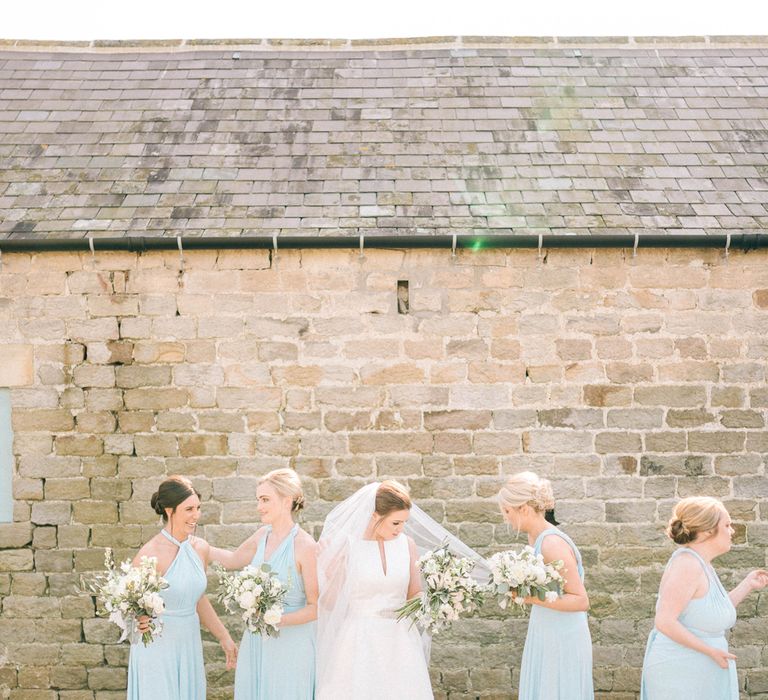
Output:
[{"xmin": 1, "ymin": 35, "xmax": 768, "ymax": 52}]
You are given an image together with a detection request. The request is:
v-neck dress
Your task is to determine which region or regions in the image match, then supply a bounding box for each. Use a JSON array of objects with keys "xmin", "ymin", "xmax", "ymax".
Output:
[
  {"xmin": 234, "ymin": 524, "xmax": 316, "ymax": 699},
  {"xmin": 641, "ymin": 547, "xmax": 738, "ymax": 699},
  {"xmin": 316, "ymin": 533, "xmax": 432, "ymax": 700},
  {"xmin": 127, "ymin": 529, "xmax": 207, "ymax": 699}
]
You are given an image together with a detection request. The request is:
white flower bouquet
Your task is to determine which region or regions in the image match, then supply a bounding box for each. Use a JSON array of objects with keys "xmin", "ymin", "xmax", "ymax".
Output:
[
  {"xmin": 396, "ymin": 542, "xmax": 485, "ymax": 635},
  {"xmin": 213, "ymin": 563, "xmax": 288, "ymax": 637},
  {"xmin": 84, "ymin": 548, "xmax": 169, "ymax": 646},
  {"xmin": 486, "ymin": 545, "xmax": 565, "ymax": 609}
]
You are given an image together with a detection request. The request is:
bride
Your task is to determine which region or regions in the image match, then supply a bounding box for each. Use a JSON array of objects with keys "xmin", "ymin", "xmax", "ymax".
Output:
[{"xmin": 316, "ymin": 480, "xmax": 486, "ymax": 699}]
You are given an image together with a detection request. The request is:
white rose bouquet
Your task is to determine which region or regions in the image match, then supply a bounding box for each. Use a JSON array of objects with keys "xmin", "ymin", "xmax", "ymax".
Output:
[
  {"xmin": 486, "ymin": 545, "xmax": 565, "ymax": 609},
  {"xmin": 213, "ymin": 563, "xmax": 287, "ymax": 637},
  {"xmin": 84, "ymin": 547, "xmax": 169, "ymax": 646},
  {"xmin": 396, "ymin": 542, "xmax": 485, "ymax": 635}
]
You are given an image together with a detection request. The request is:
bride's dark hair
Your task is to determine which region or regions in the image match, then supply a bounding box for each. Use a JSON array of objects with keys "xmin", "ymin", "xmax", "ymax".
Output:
[{"xmin": 375, "ymin": 480, "xmax": 411, "ymax": 517}]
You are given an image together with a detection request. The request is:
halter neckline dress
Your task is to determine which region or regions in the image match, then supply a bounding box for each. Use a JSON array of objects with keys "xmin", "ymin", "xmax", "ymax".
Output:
[{"xmin": 127, "ymin": 528, "xmax": 207, "ymax": 699}]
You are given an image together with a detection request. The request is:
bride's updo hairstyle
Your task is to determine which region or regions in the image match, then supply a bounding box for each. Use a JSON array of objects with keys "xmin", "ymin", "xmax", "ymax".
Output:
[
  {"xmin": 667, "ymin": 497, "xmax": 724, "ymax": 545},
  {"xmin": 151, "ymin": 475, "xmax": 200, "ymax": 522},
  {"xmin": 375, "ymin": 480, "xmax": 412, "ymax": 517},
  {"xmin": 498, "ymin": 471, "xmax": 558, "ymax": 524},
  {"xmin": 259, "ymin": 468, "xmax": 305, "ymax": 513}
]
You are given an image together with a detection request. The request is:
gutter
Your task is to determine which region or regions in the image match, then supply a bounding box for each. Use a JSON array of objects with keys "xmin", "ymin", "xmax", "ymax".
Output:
[{"xmin": 0, "ymin": 233, "xmax": 766, "ymax": 254}]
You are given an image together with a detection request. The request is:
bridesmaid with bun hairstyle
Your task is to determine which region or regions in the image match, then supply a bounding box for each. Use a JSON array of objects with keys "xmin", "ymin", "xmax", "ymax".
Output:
[
  {"xmin": 641, "ymin": 497, "xmax": 768, "ymax": 699},
  {"xmin": 497, "ymin": 471, "xmax": 593, "ymax": 700},
  {"xmin": 128, "ymin": 475, "xmax": 237, "ymax": 700}
]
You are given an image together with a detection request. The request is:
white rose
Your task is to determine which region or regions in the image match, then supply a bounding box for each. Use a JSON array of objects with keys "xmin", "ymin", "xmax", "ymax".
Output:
[
  {"xmin": 545, "ymin": 591, "xmax": 559, "ymax": 603},
  {"xmin": 237, "ymin": 591, "xmax": 256, "ymax": 609},
  {"xmin": 263, "ymin": 608, "xmax": 282, "ymax": 626},
  {"xmin": 147, "ymin": 593, "xmax": 165, "ymax": 615},
  {"xmin": 439, "ymin": 603, "xmax": 459, "ymax": 621}
]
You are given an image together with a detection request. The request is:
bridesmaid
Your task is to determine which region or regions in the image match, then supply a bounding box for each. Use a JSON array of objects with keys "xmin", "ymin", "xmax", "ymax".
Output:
[
  {"xmin": 210, "ymin": 468, "xmax": 318, "ymax": 700},
  {"xmin": 641, "ymin": 497, "xmax": 768, "ymax": 699},
  {"xmin": 497, "ymin": 471, "xmax": 593, "ymax": 699},
  {"xmin": 128, "ymin": 474, "xmax": 237, "ymax": 700}
]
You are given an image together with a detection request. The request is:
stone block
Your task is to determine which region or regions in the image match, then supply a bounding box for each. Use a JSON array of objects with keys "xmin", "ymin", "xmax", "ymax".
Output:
[
  {"xmin": 12, "ymin": 409, "xmax": 74, "ymax": 432},
  {"xmin": 34, "ymin": 548, "xmax": 74, "ymax": 572},
  {"xmin": 640, "ymin": 455, "xmax": 705, "ymax": 477},
  {"xmin": 433, "ymin": 432, "xmax": 472, "ymax": 454},
  {"xmin": 0, "ymin": 549, "xmax": 34, "ymax": 571},
  {"xmin": 605, "ymin": 500, "xmax": 656, "ymax": 524},
  {"xmin": 0, "ymin": 523, "xmax": 33, "ymax": 548},
  {"xmin": 473, "ymin": 432, "xmax": 521, "ymax": 455},
  {"xmin": 390, "ymin": 386, "xmax": 449, "ymax": 408},
  {"xmin": 76, "ymin": 411, "xmax": 117, "ymax": 433},
  {"xmin": 522, "ymin": 430, "xmax": 592, "ymax": 454},
  {"xmin": 133, "ymin": 433, "xmax": 178, "ymax": 457},
  {"xmin": 349, "ymin": 432, "xmax": 432, "ymax": 454},
  {"xmin": 0, "ymin": 344, "xmax": 34, "ymax": 386},
  {"xmin": 116, "ymin": 365, "xmax": 171, "ymax": 388},
  {"xmin": 216, "ymin": 387, "xmax": 282, "ymax": 410},
  {"xmin": 688, "ymin": 431, "xmax": 745, "ymax": 453},
  {"xmin": 454, "ymin": 456, "xmax": 499, "ymax": 476},
  {"xmin": 55, "ymin": 436, "xmax": 103, "ymax": 457},
  {"xmin": 72, "ymin": 501, "xmax": 118, "ymax": 525},
  {"xmin": 634, "ymin": 385, "xmax": 706, "ymax": 407},
  {"xmin": 124, "ymin": 388, "xmax": 188, "ymax": 410},
  {"xmin": 720, "ymin": 410, "xmax": 764, "ymax": 429},
  {"xmin": 666, "ymin": 409, "xmax": 715, "ymax": 428},
  {"xmin": 644, "ymin": 432, "xmax": 687, "ymax": 452},
  {"xmin": 538, "ymin": 408, "xmax": 604, "ymax": 429},
  {"xmin": 72, "ymin": 365, "xmax": 115, "ymax": 388},
  {"xmin": 44, "ymin": 478, "xmax": 90, "ymax": 500},
  {"xmin": 30, "ymin": 501, "xmax": 71, "ymax": 525},
  {"xmin": 132, "ymin": 340, "xmax": 185, "ymax": 363},
  {"xmin": 584, "ymin": 385, "xmax": 631, "ymax": 407}
]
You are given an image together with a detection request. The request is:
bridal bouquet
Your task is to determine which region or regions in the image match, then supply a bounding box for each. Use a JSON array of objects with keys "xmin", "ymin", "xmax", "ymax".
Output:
[
  {"xmin": 486, "ymin": 545, "xmax": 565, "ymax": 609},
  {"xmin": 396, "ymin": 542, "xmax": 485, "ymax": 635},
  {"xmin": 213, "ymin": 563, "xmax": 287, "ymax": 637},
  {"xmin": 84, "ymin": 548, "xmax": 168, "ymax": 646}
]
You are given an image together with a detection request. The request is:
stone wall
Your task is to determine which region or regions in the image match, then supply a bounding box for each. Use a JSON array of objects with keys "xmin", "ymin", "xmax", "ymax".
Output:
[{"xmin": 0, "ymin": 246, "xmax": 767, "ymax": 699}]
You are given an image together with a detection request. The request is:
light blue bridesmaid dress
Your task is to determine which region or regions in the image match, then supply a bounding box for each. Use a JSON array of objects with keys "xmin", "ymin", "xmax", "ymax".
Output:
[
  {"xmin": 518, "ymin": 528, "xmax": 594, "ymax": 700},
  {"xmin": 234, "ymin": 523, "xmax": 316, "ymax": 699},
  {"xmin": 641, "ymin": 547, "xmax": 738, "ymax": 699},
  {"xmin": 127, "ymin": 529, "xmax": 207, "ymax": 699}
]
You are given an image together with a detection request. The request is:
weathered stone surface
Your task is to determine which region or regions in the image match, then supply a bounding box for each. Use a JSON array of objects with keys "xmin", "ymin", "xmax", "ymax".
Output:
[
  {"xmin": 0, "ymin": 344, "xmax": 34, "ymax": 386},
  {"xmin": 2, "ymin": 238, "xmax": 768, "ymax": 696}
]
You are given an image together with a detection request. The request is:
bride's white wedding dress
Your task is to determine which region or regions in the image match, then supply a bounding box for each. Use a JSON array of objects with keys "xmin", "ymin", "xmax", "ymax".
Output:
[{"xmin": 317, "ymin": 533, "xmax": 433, "ymax": 699}]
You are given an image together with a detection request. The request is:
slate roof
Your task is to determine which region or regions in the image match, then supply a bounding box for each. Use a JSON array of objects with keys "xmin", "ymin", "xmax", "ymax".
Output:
[{"xmin": 1, "ymin": 38, "xmax": 767, "ymax": 240}]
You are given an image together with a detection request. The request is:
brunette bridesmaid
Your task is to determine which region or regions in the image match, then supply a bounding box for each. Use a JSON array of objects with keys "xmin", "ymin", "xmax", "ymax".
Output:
[{"xmin": 127, "ymin": 475, "xmax": 237, "ymax": 700}]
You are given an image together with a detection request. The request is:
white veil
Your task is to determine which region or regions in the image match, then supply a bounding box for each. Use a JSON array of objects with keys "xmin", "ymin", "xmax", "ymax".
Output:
[{"xmin": 316, "ymin": 482, "xmax": 489, "ymax": 689}]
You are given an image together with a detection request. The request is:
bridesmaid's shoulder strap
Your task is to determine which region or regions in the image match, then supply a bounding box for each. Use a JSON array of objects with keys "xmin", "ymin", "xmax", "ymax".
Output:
[
  {"xmin": 535, "ymin": 528, "xmax": 584, "ymax": 576},
  {"xmin": 159, "ymin": 528, "xmax": 182, "ymax": 547},
  {"xmin": 669, "ymin": 547, "xmax": 711, "ymax": 577}
]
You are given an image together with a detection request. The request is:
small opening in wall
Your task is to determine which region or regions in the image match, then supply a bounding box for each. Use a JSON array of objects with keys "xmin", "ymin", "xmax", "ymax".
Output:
[{"xmin": 397, "ymin": 280, "xmax": 409, "ymax": 314}]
